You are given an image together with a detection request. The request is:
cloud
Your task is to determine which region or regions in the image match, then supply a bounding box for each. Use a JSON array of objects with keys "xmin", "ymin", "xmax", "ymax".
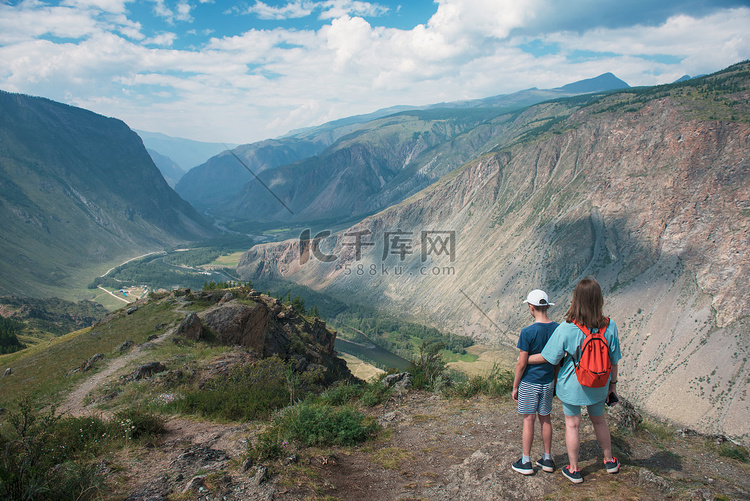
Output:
[
  {"xmin": 0, "ymin": 0, "xmax": 749, "ymax": 144},
  {"xmin": 61, "ymin": 0, "xmax": 128, "ymax": 14},
  {"xmin": 318, "ymin": 0, "xmax": 390, "ymax": 19},
  {"xmin": 243, "ymin": 0, "xmax": 389, "ymax": 21},
  {"xmin": 244, "ymin": 1, "xmax": 319, "ymax": 20}
]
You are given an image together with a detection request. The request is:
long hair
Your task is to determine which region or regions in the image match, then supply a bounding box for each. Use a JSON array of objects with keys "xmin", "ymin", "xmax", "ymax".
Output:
[{"xmin": 564, "ymin": 277, "xmax": 607, "ymax": 329}]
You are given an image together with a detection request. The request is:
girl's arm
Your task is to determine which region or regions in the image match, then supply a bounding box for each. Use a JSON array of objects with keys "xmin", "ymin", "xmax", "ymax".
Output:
[
  {"xmin": 608, "ymin": 364, "xmax": 618, "ymax": 399},
  {"xmin": 527, "ymin": 353, "xmax": 549, "ymax": 364}
]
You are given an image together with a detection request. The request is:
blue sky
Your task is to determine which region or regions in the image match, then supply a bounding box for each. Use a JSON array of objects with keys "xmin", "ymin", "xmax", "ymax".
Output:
[{"xmin": 1, "ymin": 0, "xmax": 749, "ymax": 144}]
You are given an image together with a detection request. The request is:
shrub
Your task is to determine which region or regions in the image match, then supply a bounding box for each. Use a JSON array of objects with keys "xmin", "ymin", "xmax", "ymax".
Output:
[
  {"xmin": 359, "ymin": 383, "xmax": 391, "ymax": 407},
  {"xmin": 113, "ymin": 408, "xmax": 166, "ymax": 441},
  {"xmin": 167, "ymin": 356, "xmax": 292, "ymax": 421},
  {"xmin": 408, "ymin": 340, "xmax": 447, "ymax": 390},
  {"xmin": 0, "ymin": 398, "xmax": 103, "ymax": 501},
  {"xmin": 276, "ymin": 403, "xmax": 379, "ymax": 447},
  {"xmin": 445, "ymin": 364, "xmax": 514, "ymax": 399},
  {"xmin": 318, "ymin": 382, "xmax": 365, "ymax": 406}
]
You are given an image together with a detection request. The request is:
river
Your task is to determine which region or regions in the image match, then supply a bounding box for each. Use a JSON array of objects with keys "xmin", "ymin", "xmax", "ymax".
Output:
[{"xmin": 334, "ymin": 337, "xmax": 410, "ymax": 371}]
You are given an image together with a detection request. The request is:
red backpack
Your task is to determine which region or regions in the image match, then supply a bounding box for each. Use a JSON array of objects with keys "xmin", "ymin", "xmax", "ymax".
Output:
[{"xmin": 573, "ymin": 318, "xmax": 611, "ymax": 388}]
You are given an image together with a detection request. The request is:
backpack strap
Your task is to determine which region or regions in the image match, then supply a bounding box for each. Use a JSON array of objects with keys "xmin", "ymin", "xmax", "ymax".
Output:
[{"xmin": 573, "ymin": 317, "xmax": 610, "ymax": 338}]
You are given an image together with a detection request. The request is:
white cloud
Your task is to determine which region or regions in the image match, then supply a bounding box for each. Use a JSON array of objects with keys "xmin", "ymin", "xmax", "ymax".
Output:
[
  {"xmin": 0, "ymin": 1, "xmax": 749, "ymax": 143},
  {"xmin": 61, "ymin": 0, "xmax": 128, "ymax": 14},
  {"xmin": 245, "ymin": 1, "xmax": 317, "ymax": 20},
  {"xmin": 318, "ymin": 0, "xmax": 389, "ymax": 19},
  {"xmin": 244, "ymin": 0, "xmax": 389, "ymax": 20},
  {"xmin": 176, "ymin": 1, "xmax": 193, "ymax": 22},
  {"xmin": 0, "ymin": 2, "xmax": 99, "ymax": 43}
]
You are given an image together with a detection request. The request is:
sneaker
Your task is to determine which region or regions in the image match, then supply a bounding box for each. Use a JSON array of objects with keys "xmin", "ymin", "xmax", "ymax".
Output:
[
  {"xmin": 562, "ymin": 465, "xmax": 583, "ymax": 484},
  {"xmin": 604, "ymin": 456, "xmax": 620, "ymax": 473},
  {"xmin": 536, "ymin": 457, "xmax": 555, "ymax": 473},
  {"xmin": 511, "ymin": 458, "xmax": 534, "ymax": 475}
]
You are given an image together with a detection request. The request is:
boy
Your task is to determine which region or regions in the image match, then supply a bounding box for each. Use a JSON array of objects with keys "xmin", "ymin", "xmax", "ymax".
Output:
[{"xmin": 511, "ymin": 289, "xmax": 559, "ymax": 475}]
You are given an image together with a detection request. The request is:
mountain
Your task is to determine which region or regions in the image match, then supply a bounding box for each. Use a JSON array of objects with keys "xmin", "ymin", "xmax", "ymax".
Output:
[
  {"xmin": 177, "ymin": 74, "xmax": 630, "ymax": 223},
  {"xmin": 235, "ymin": 62, "xmax": 750, "ymax": 442},
  {"xmin": 136, "ymin": 130, "xmax": 236, "ymax": 172},
  {"xmin": 175, "ymin": 138, "xmax": 325, "ymax": 212},
  {"xmin": 0, "ymin": 91, "xmax": 216, "ymax": 298},
  {"xmin": 556, "ymin": 72, "xmax": 629, "ymax": 93},
  {"xmin": 146, "ymin": 148, "xmax": 186, "ymax": 187}
]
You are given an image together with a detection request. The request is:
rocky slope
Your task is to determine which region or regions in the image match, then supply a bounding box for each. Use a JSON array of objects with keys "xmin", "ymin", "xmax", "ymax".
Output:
[
  {"xmin": 0, "ymin": 91, "xmax": 216, "ymax": 297},
  {"xmin": 237, "ymin": 63, "xmax": 750, "ymax": 443}
]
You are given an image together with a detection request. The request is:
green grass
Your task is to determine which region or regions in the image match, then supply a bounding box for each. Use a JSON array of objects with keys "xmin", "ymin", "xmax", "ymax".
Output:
[
  {"xmin": 718, "ymin": 443, "xmax": 749, "ymax": 463},
  {"xmin": 0, "ymin": 300, "xmax": 181, "ymax": 408},
  {"xmin": 638, "ymin": 418, "xmax": 676, "ymax": 442},
  {"xmin": 439, "ymin": 349, "xmax": 478, "ymax": 364}
]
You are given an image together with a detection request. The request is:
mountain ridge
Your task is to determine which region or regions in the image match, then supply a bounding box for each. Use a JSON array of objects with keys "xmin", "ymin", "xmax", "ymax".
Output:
[
  {"xmin": 235, "ymin": 62, "xmax": 750, "ymax": 442},
  {"xmin": 175, "ymin": 73, "xmax": 630, "ymax": 222}
]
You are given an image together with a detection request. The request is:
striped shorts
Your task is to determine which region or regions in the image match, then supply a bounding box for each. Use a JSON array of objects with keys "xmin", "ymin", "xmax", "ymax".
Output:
[{"xmin": 517, "ymin": 380, "xmax": 554, "ymax": 415}]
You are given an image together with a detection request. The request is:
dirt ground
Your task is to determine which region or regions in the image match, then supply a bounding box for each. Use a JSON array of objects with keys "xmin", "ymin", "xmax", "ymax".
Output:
[{"xmin": 62, "ymin": 354, "xmax": 750, "ymax": 501}]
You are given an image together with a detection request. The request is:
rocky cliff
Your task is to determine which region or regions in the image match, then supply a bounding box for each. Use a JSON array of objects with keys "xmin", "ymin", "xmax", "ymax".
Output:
[{"xmin": 237, "ymin": 63, "xmax": 750, "ymax": 443}]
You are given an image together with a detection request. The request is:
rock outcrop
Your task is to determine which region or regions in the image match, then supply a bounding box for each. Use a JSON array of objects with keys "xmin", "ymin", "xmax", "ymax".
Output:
[{"xmin": 172, "ymin": 288, "xmax": 350, "ymax": 383}]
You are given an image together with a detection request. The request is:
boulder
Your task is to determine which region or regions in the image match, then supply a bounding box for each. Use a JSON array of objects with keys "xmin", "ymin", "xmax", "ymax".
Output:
[
  {"xmin": 129, "ymin": 362, "xmax": 167, "ymax": 380},
  {"xmin": 82, "ymin": 353, "xmax": 105, "ymax": 371},
  {"xmin": 607, "ymin": 397, "xmax": 643, "ymax": 432},
  {"xmin": 201, "ymin": 303, "xmax": 269, "ymax": 353},
  {"xmin": 175, "ymin": 313, "xmax": 202, "ymax": 341}
]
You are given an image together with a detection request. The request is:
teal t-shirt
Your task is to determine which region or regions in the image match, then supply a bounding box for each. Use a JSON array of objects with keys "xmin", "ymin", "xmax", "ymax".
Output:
[{"xmin": 540, "ymin": 320, "xmax": 621, "ymax": 406}]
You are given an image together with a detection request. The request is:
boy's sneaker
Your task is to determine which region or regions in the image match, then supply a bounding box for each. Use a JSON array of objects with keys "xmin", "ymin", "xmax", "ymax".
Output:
[
  {"xmin": 536, "ymin": 457, "xmax": 555, "ymax": 473},
  {"xmin": 604, "ymin": 456, "xmax": 620, "ymax": 473},
  {"xmin": 511, "ymin": 458, "xmax": 534, "ymax": 475},
  {"xmin": 562, "ymin": 465, "xmax": 583, "ymax": 484}
]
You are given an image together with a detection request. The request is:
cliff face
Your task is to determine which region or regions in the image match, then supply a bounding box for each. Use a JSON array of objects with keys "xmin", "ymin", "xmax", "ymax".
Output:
[{"xmin": 237, "ymin": 66, "xmax": 750, "ymax": 442}]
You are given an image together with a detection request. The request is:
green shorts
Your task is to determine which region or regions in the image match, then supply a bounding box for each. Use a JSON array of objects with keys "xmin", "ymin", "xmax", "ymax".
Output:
[{"xmin": 561, "ymin": 400, "xmax": 605, "ymax": 417}]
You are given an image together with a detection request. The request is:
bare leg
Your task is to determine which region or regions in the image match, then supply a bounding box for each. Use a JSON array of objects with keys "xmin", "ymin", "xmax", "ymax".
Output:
[
  {"xmin": 522, "ymin": 414, "xmax": 536, "ymax": 457},
  {"xmin": 590, "ymin": 413, "xmax": 613, "ymax": 462},
  {"xmin": 539, "ymin": 414, "xmax": 552, "ymax": 455},
  {"xmin": 564, "ymin": 414, "xmax": 581, "ymax": 470}
]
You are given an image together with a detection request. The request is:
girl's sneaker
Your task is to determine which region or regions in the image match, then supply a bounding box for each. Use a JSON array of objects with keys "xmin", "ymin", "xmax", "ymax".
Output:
[
  {"xmin": 562, "ymin": 465, "xmax": 583, "ymax": 483},
  {"xmin": 604, "ymin": 456, "xmax": 620, "ymax": 473}
]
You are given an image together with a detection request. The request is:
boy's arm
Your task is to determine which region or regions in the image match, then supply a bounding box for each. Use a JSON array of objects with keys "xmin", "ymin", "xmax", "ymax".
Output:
[{"xmin": 512, "ymin": 351, "xmax": 529, "ymax": 401}]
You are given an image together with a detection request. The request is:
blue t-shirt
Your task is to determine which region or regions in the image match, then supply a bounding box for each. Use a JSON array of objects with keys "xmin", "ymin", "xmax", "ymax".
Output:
[
  {"xmin": 517, "ymin": 322, "xmax": 559, "ymax": 384},
  {"xmin": 540, "ymin": 320, "xmax": 622, "ymax": 406}
]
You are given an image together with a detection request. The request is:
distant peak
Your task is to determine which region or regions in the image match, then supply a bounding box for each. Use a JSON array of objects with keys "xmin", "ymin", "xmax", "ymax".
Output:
[{"xmin": 557, "ymin": 73, "xmax": 630, "ymax": 93}]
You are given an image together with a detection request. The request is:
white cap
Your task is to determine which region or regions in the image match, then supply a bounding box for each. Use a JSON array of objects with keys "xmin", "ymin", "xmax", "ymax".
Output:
[{"xmin": 523, "ymin": 289, "xmax": 554, "ymax": 307}]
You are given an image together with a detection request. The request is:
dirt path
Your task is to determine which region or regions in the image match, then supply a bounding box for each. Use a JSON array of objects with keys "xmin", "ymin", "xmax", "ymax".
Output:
[{"xmin": 58, "ymin": 326, "xmax": 175, "ymax": 417}]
